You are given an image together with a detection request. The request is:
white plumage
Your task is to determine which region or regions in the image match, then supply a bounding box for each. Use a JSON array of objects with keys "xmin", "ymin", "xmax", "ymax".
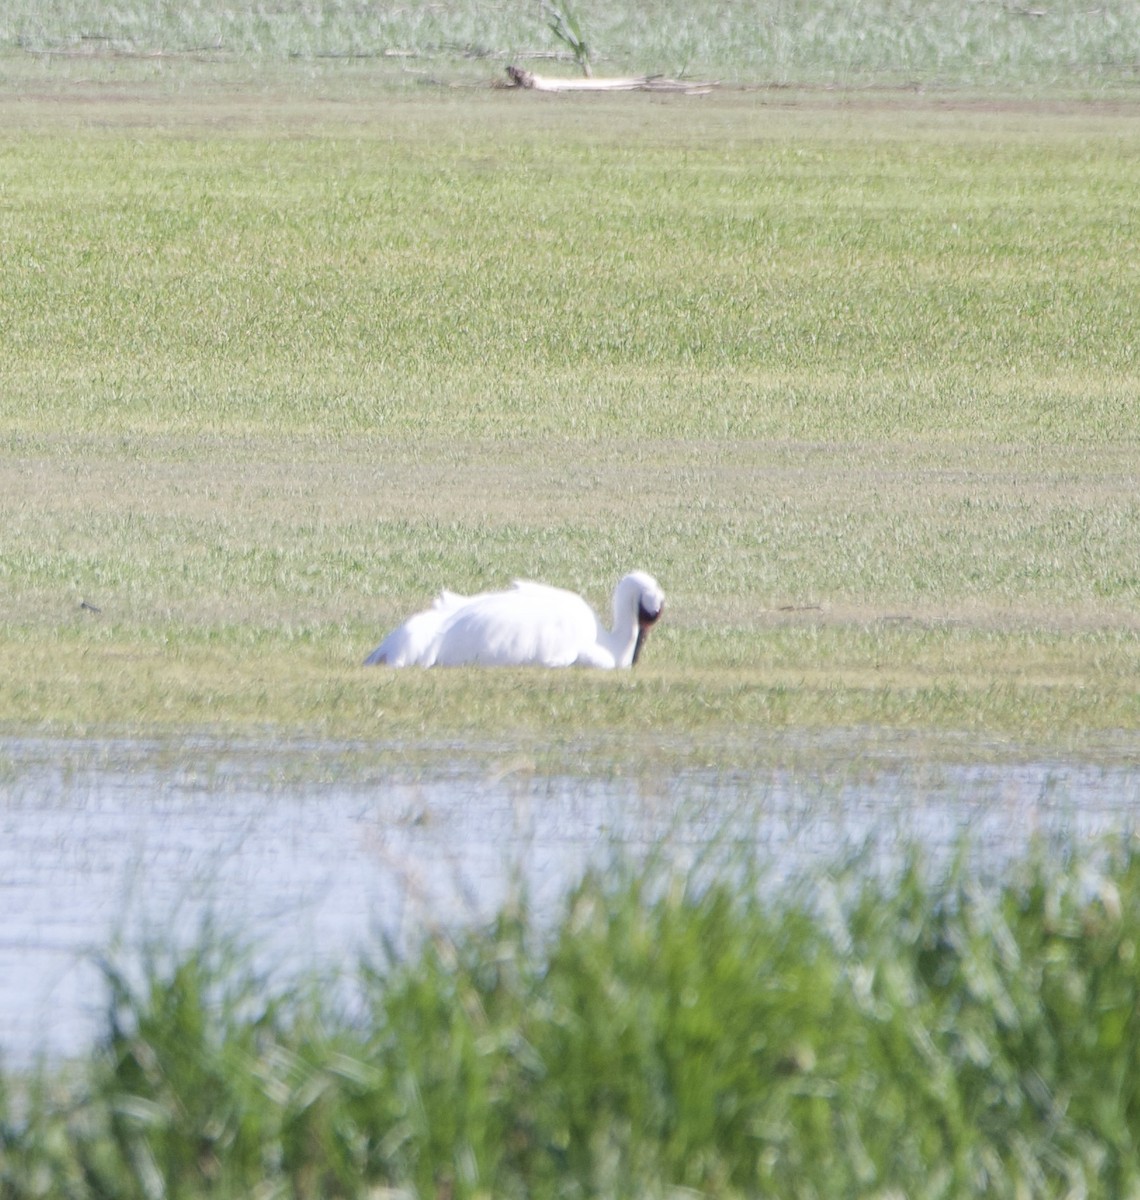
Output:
[{"xmin": 364, "ymin": 571, "xmax": 664, "ymax": 669}]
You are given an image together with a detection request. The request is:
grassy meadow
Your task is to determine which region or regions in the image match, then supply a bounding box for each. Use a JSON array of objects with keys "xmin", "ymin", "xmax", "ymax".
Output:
[{"xmin": 2, "ymin": 72, "xmax": 1139, "ymax": 760}]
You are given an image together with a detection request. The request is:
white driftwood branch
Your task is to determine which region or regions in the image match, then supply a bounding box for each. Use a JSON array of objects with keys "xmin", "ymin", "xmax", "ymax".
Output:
[{"xmin": 502, "ymin": 65, "xmax": 714, "ymax": 94}]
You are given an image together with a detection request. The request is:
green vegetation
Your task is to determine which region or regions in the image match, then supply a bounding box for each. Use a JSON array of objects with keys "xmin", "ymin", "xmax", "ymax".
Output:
[
  {"xmin": 3, "ymin": 0, "xmax": 1140, "ymax": 91},
  {"xmin": 4, "ymin": 845, "xmax": 1140, "ymax": 1198},
  {"xmin": 544, "ymin": 1, "xmax": 593, "ymax": 77},
  {"xmin": 2, "ymin": 83, "xmax": 1138, "ymax": 757}
]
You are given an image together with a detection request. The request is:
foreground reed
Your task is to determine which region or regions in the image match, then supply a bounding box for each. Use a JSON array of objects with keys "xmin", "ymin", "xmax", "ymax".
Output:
[{"xmin": 3, "ymin": 841, "xmax": 1139, "ymax": 1199}]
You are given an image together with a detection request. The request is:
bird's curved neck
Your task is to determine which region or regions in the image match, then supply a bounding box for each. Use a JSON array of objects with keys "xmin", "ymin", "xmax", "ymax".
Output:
[{"xmin": 601, "ymin": 592, "xmax": 641, "ymax": 668}]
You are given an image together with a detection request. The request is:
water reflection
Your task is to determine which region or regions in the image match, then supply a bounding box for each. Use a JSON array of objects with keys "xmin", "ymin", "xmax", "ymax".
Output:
[{"xmin": 1, "ymin": 735, "xmax": 1136, "ymax": 1064}]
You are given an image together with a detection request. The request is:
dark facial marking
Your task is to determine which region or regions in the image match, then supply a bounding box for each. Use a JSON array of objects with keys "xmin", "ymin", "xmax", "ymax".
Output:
[
  {"xmin": 632, "ymin": 601, "xmax": 663, "ymax": 665},
  {"xmin": 638, "ymin": 601, "xmax": 662, "ymax": 627}
]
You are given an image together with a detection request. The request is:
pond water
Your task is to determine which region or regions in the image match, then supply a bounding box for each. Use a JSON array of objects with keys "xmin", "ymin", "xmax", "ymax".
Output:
[{"xmin": 2, "ymin": 734, "xmax": 1137, "ymax": 1065}]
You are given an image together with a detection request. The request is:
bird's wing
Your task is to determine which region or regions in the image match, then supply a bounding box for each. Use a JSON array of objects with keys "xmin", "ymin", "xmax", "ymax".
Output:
[
  {"xmin": 364, "ymin": 605, "xmax": 447, "ymax": 666},
  {"xmin": 433, "ymin": 589, "xmax": 468, "ymax": 611},
  {"xmin": 434, "ymin": 584, "xmax": 598, "ymax": 667},
  {"xmin": 364, "ymin": 589, "xmax": 472, "ymax": 666}
]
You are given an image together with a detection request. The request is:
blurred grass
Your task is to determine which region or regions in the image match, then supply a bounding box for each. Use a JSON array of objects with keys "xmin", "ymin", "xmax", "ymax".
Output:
[
  {"xmin": 4, "ymin": 844, "xmax": 1140, "ymax": 1198},
  {"xmin": 2, "ymin": 0, "xmax": 1140, "ymax": 91}
]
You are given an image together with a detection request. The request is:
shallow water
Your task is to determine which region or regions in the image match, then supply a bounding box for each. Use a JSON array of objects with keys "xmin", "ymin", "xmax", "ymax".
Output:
[{"xmin": 1, "ymin": 734, "xmax": 1137, "ymax": 1065}]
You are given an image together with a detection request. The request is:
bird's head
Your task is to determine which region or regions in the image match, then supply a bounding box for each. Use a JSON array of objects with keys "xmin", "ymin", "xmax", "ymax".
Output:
[{"xmin": 622, "ymin": 571, "xmax": 664, "ymax": 664}]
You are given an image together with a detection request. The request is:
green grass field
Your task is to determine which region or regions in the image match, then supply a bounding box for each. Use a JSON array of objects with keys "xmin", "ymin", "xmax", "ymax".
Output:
[{"xmin": 2, "ymin": 70, "xmax": 1139, "ymax": 759}]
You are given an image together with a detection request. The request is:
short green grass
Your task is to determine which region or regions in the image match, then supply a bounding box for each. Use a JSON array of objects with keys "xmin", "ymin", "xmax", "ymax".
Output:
[{"xmin": 3, "ymin": 85, "xmax": 1140, "ymax": 758}]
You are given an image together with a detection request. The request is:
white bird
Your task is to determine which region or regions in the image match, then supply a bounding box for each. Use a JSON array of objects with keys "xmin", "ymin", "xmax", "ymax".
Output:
[{"xmin": 364, "ymin": 570, "xmax": 665, "ymax": 669}]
